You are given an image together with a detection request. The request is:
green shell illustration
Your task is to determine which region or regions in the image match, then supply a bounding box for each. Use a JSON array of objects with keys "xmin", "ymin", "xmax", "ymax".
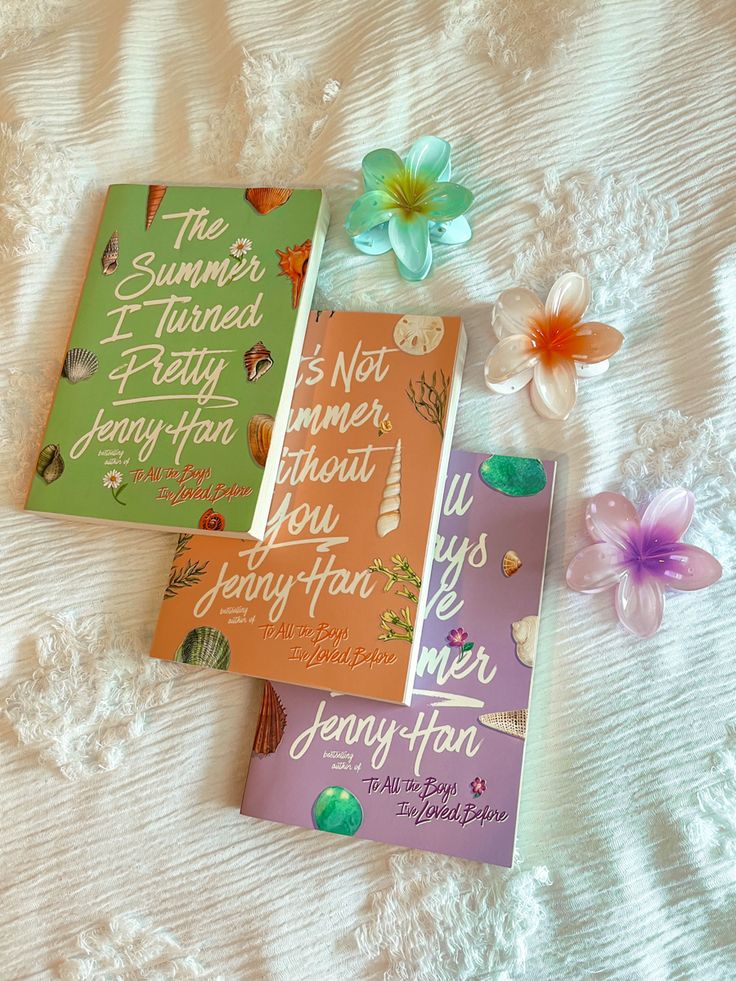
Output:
[
  {"xmin": 312, "ymin": 786, "xmax": 363, "ymax": 837},
  {"xmin": 174, "ymin": 626, "xmax": 231, "ymax": 670},
  {"xmin": 479, "ymin": 455, "xmax": 547, "ymax": 497},
  {"xmin": 36, "ymin": 444, "xmax": 65, "ymax": 484}
]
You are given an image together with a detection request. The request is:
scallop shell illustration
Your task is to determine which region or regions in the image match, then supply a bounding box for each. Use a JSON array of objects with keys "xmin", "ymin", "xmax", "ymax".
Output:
[
  {"xmin": 101, "ymin": 231, "xmax": 119, "ymax": 275},
  {"xmin": 512, "ymin": 615, "xmax": 539, "ymax": 668},
  {"xmin": 253, "ymin": 681, "xmax": 287, "ymax": 755},
  {"xmin": 376, "ymin": 439, "xmax": 402, "ymax": 538},
  {"xmin": 478, "ymin": 709, "xmax": 528, "ymax": 740},
  {"xmin": 145, "ymin": 184, "xmax": 167, "ymax": 230},
  {"xmin": 36, "ymin": 443, "xmax": 64, "ymax": 484},
  {"xmin": 502, "ymin": 550, "xmax": 522, "ymax": 577},
  {"xmin": 393, "ymin": 315, "xmax": 445, "ymax": 356},
  {"xmin": 276, "ymin": 239, "xmax": 311, "ymax": 308},
  {"xmin": 245, "ymin": 187, "xmax": 293, "ymax": 215},
  {"xmin": 248, "ymin": 413, "xmax": 274, "ymax": 467},
  {"xmin": 244, "ymin": 341, "xmax": 273, "ymax": 382},
  {"xmin": 174, "ymin": 626, "xmax": 231, "ymax": 671},
  {"xmin": 62, "ymin": 347, "xmax": 99, "ymax": 384}
]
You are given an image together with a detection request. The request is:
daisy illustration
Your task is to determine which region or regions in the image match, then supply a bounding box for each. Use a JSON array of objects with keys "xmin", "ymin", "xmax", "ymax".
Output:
[
  {"xmin": 102, "ymin": 470, "xmax": 127, "ymax": 506},
  {"xmin": 229, "ymin": 238, "xmax": 253, "ymax": 259}
]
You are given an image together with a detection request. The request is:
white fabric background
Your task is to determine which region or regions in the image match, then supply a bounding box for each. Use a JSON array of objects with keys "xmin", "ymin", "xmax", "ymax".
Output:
[{"xmin": 1, "ymin": 0, "xmax": 735, "ymax": 977}]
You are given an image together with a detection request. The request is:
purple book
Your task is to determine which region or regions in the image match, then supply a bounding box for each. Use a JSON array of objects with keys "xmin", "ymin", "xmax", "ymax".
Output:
[{"xmin": 240, "ymin": 449, "xmax": 556, "ymax": 866}]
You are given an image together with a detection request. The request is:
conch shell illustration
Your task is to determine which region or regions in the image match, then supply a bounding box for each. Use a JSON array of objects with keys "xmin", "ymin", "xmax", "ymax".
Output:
[
  {"xmin": 36, "ymin": 444, "xmax": 64, "ymax": 484},
  {"xmin": 245, "ymin": 187, "xmax": 292, "ymax": 215},
  {"xmin": 502, "ymin": 549, "xmax": 522, "ymax": 577},
  {"xmin": 253, "ymin": 681, "xmax": 287, "ymax": 755},
  {"xmin": 174, "ymin": 626, "xmax": 231, "ymax": 671},
  {"xmin": 244, "ymin": 341, "xmax": 273, "ymax": 382},
  {"xmin": 512, "ymin": 615, "xmax": 539, "ymax": 668},
  {"xmin": 145, "ymin": 184, "xmax": 167, "ymax": 230},
  {"xmin": 248, "ymin": 413, "xmax": 274, "ymax": 467},
  {"xmin": 62, "ymin": 347, "xmax": 98, "ymax": 384},
  {"xmin": 376, "ymin": 439, "xmax": 402, "ymax": 538},
  {"xmin": 478, "ymin": 709, "xmax": 528, "ymax": 740},
  {"xmin": 101, "ymin": 231, "xmax": 119, "ymax": 275},
  {"xmin": 276, "ymin": 239, "xmax": 311, "ymax": 308},
  {"xmin": 393, "ymin": 314, "xmax": 444, "ymax": 356}
]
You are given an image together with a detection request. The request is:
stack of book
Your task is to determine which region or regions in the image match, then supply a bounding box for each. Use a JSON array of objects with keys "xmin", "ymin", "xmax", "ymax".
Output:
[{"xmin": 26, "ymin": 183, "xmax": 555, "ymax": 867}]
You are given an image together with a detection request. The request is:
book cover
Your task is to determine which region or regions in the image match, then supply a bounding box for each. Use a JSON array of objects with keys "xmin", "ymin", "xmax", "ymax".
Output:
[
  {"xmin": 149, "ymin": 308, "xmax": 466, "ymax": 704},
  {"xmin": 25, "ymin": 183, "xmax": 329, "ymax": 538},
  {"xmin": 240, "ymin": 449, "xmax": 556, "ymax": 866}
]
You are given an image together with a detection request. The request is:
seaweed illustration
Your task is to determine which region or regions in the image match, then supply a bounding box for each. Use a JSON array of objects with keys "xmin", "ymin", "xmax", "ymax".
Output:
[
  {"xmin": 406, "ymin": 369, "xmax": 449, "ymax": 437},
  {"xmin": 368, "ymin": 555, "xmax": 421, "ymax": 643},
  {"xmin": 165, "ymin": 535, "xmax": 209, "ymax": 599}
]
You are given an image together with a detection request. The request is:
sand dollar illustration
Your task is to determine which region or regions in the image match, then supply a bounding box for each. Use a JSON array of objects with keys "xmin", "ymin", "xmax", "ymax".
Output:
[
  {"xmin": 312, "ymin": 786, "xmax": 363, "ymax": 836},
  {"xmin": 393, "ymin": 314, "xmax": 444, "ymax": 356}
]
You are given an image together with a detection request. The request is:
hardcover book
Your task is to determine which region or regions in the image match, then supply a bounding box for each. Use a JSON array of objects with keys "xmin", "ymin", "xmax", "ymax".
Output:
[
  {"xmin": 25, "ymin": 183, "xmax": 329, "ymax": 538},
  {"xmin": 149, "ymin": 308, "xmax": 466, "ymax": 704},
  {"xmin": 240, "ymin": 449, "xmax": 556, "ymax": 866}
]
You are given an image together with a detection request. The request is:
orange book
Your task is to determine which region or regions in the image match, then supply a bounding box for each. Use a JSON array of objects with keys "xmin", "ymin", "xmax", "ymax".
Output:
[{"xmin": 150, "ymin": 309, "xmax": 466, "ymax": 703}]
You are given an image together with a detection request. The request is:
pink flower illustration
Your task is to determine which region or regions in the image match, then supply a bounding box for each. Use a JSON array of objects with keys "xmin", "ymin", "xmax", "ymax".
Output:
[
  {"xmin": 470, "ymin": 777, "xmax": 486, "ymax": 798},
  {"xmin": 446, "ymin": 627, "xmax": 469, "ymax": 649},
  {"xmin": 567, "ymin": 488, "xmax": 722, "ymax": 638}
]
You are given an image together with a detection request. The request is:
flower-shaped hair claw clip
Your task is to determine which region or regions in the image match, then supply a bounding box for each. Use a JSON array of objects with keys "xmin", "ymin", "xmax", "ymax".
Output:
[
  {"xmin": 567, "ymin": 488, "xmax": 722, "ymax": 637},
  {"xmin": 345, "ymin": 135, "xmax": 474, "ymax": 281},
  {"xmin": 485, "ymin": 272, "xmax": 624, "ymax": 420}
]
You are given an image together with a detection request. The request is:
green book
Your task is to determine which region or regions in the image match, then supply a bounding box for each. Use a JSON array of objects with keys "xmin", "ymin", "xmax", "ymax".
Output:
[{"xmin": 25, "ymin": 183, "xmax": 329, "ymax": 538}]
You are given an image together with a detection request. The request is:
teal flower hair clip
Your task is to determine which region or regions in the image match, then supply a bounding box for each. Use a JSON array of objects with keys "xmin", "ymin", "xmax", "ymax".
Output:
[{"xmin": 345, "ymin": 135, "xmax": 474, "ymax": 282}]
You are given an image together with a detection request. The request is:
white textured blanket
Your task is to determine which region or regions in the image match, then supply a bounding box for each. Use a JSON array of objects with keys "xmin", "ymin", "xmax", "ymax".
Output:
[{"xmin": 1, "ymin": 1, "xmax": 735, "ymax": 978}]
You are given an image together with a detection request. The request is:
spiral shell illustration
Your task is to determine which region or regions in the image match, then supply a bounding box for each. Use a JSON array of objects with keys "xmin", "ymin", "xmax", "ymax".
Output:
[
  {"xmin": 243, "ymin": 341, "xmax": 273, "ymax": 382},
  {"xmin": 512, "ymin": 615, "xmax": 539, "ymax": 668},
  {"xmin": 253, "ymin": 681, "xmax": 287, "ymax": 755},
  {"xmin": 478, "ymin": 709, "xmax": 528, "ymax": 740},
  {"xmin": 276, "ymin": 239, "xmax": 311, "ymax": 308},
  {"xmin": 502, "ymin": 550, "xmax": 522, "ymax": 577},
  {"xmin": 245, "ymin": 187, "xmax": 293, "ymax": 215},
  {"xmin": 174, "ymin": 626, "xmax": 231, "ymax": 671},
  {"xmin": 145, "ymin": 184, "xmax": 167, "ymax": 230},
  {"xmin": 36, "ymin": 444, "xmax": 65, "ymax": 484},
  {"xmin": 199, "ymin": 508, "xmax": 225, "ymax": 531},
  {"xmin": 393, "ymin": 315, "xmax": 444, "ymax": 356},
  {"xmin": 376, "ymin": 439, "xmax": 402, "ymax": 538},
  {"xmin": 62, "ymin": 347, "xmax": 99, "ymax": 384},
  {"xmin": 248, "ymin": 413, "xmax": 274, "ymax": 467},
  {"xmin": 101, "ymin": 231, "xmax": 119, "ymax": 275}
]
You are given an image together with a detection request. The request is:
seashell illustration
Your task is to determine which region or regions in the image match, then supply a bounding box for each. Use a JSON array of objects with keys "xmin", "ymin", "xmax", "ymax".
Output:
[
  {"xmin": 245, "ymin": 187, "xmax": 293, "ymax": 215},
  {"xmin": 253, "ymin": 681, "xmax": 287, "ymax": 755},
  {"xmin": 478, "ymin": 709, "xmax": 528, "ymax": 740},
  {"xmin": 512, "ymin": 615, "xmax": 539, "ymax": 668},
  {"xmin": 145, "ymin": 184, "xmax": 167, "ymax": 230},
  {"xmin": 393, "ymin": 315, "xmax": 445, "ymax": 356},
  {"xmin": 276, "ymin": 239, "xmax": 311, "ymax": 308},
  {"xmin": 101, "ymin": 231, "xmax": 119, "ymax": 275},
  {"xmin": 244, "ymin": 341, "xmax": 273, "ymax": 382},
  {"xmin": 199, "ymin": 508, "xmax": 225, "ymax": 531},
  {"xmin": 247, "ymin": 413, "xmax": 274, "ymax": 467},
  {"xmin": 502, "ymin": 550, "xmax": 522, "ymax": 577},
  {"xmin": 62, "ymin": 347, "xmax": 98, "ymax": 384},
  {"xmin": 174, "ymin": 626, "xmax": 231, "ymax": 671},
  {"xmin": 36, "ymin": 444, "xmax": 65, "ymax": 484},
  {"xmin": 376, "ymin": 439, "xmax": 402, "ymax": 538}
]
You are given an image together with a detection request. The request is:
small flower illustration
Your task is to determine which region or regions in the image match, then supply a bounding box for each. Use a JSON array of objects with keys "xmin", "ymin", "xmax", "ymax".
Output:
[
  {"xmin": 484, "ymin": 272, "xmax": 624, "ymax": 420},
  {"xmin": 470, "ymin": 777, "xmax": 486, "ymax": 798},
  {"xmin": 345, "ymin": 135, "xmax": 474, "ymax": 282},
  {"xmin": 102, "ymin": 470, "xmax": 127, "ymax": 506},
  {"xmin": 567, "ymin": 488, "xmax": 722, "ymax": 637},
  {"xmin": 229, "ymin": 237, "xmax": 253, "ymax": 259},
  {"xmin": 377, "ymin": 416, "xmax": 392, "ymax": 437},
  {"xmin": 446, "ymin": 627, "xmax": 473, "ymax": 654}
]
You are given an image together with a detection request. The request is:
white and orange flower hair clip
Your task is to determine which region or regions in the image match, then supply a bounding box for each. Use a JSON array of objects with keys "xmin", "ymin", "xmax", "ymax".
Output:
[{"xmin": 484, "ymin": 272, "xmax": 624, "ymax": 420}]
